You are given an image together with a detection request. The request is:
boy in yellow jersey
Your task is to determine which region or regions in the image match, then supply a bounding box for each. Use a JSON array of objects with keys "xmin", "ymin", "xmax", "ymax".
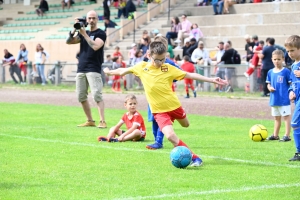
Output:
[{"xmin": 103, "ymin": 37, "xmax": 227, "ymax": 167}]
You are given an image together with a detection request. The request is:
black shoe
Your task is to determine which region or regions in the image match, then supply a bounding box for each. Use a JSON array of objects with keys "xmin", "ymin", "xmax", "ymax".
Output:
[
  {"xmin": 289, "ymin": 153, "xmax": 300, "ymax": 161},
  {"xmin": 267, "ymin": 135, "xmax": 279, "ymax": 140},
  {"xmin": 279, "ymin": 136, "xmax": 291, "ymax": 142}
]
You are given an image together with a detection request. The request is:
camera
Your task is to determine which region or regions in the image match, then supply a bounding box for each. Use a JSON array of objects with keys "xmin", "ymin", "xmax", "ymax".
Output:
[{"xmin": 74, "ymin": 17, "xmax": 88, "ymax": 30}]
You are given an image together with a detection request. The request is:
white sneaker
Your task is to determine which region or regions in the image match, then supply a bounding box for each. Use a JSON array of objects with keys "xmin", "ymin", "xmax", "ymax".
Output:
[{"xmin": 174, "ymin": 39, "xmax": 181, "ymax": 43}]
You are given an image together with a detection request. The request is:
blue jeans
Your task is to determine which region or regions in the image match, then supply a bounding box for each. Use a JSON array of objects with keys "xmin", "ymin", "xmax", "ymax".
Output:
[
  {"xmin": 37, "ymin": 64, "xmax": 46, "ymax": 84},
  {"xmin": 166, "ymin": 32, "xmax": 178, "ymax": 45},
  {"xmin": 212, "ymin": 1, "xmax": 224, "ymax": 14}
]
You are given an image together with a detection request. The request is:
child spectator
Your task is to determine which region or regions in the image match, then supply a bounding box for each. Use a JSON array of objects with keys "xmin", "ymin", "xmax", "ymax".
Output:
[
  {"xmin": 128, "ymin": 43, "xmax": 137, "ymax": 65},
  {"xmin": 111, "ymin": 57, "xmax": 121, "ymax": 91},
  {"xmin": 266, "ymin": 50, "xmax": 291, "ymax": 142},
  {"xmin": 98, "ymin": 94, "xmax": 146, "ymax": 142},
  {"xmin": 181, "ymin": 55, "xmax": 197, "ymax": 98},
  {"xmin": 36, "ymin": 0, "xmax": 49, "ymax": 17},
  {"xmin": 244, "ymin": 40, "xmax": 264, "ymax": 78},
  {"xmin": 284, "ymin": 35, "xmax": 300, "ymax": 161},
  {"xmin": 2, "ymin": 49, "xmax": 23, "ymax": 84},
  {"xmin": 14, "ymin": 44, "xmax": 28, "ymax": 83},
  {"xmin": 102, "ymin": 54, "xmax": 113, "ymax": 86},
  {"xmin": 112, "ymin": 46, "xmax": 123, "ymax": 59},
  {"xmin": 103, "ymin": 36, "xmax": 227, "ymax": 167},
  {"xmin": 184, "ymin": 23, "xmax": 203, "ymax": 45}
]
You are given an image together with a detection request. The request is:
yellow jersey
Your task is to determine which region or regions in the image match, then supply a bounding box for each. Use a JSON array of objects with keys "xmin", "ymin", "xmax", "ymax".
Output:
[{"xmin": 129, "ymin": 62, "xmax": 186, "ymax": 113}]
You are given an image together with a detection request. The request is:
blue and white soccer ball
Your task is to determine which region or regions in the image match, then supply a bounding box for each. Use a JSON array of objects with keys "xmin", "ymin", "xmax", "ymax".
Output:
[{"xmin": 170, "ymin": 146, "xmax": 192, "ymax": 168}]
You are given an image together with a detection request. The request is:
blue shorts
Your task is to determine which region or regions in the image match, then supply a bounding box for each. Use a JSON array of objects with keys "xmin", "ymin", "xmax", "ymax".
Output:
[{"xmin": 291, "ymin": 101, "xmax": 300, "ymax": 128}]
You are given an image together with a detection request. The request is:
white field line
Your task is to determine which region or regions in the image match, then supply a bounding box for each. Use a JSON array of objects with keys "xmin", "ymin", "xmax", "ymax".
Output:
[
  {"xmin": 113, "ymin": 183, "xmax": 300, "ymax": 200},
  {"xmin": 1, "ymin": 133, "xmax": 300, "ymax": 169}
]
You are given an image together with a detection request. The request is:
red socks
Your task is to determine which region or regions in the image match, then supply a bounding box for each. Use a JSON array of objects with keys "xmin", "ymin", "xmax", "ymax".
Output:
[
  {"xmin": 246, "ymin": 67, "xmax": 255, "ymax": 76},
  {"xmin": 176, "ymin": 140, "xmax": 198, "ymax": 159}
]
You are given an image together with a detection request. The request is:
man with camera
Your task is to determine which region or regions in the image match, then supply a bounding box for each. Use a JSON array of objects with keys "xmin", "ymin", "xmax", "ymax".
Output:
[{"xmin": 66, "ymin": 10, "xmax": 107, "ymax": 128}]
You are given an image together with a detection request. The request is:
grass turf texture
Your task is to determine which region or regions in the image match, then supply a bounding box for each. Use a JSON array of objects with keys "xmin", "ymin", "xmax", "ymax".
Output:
[{"xmin": 0, "ymin": 103, "xmax": 299, "ymax": 199}]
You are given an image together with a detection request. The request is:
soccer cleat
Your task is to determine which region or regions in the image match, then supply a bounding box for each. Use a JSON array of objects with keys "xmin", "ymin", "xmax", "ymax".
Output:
[
  {"xmin": 97, "ymin": 121, "xmax": 107, "ymax": 128},
  {"xmin": 146, "ymin": 142, "xmax": 163, "ymax": 150},
  {"xmin": 98, "ymin": 136, "xmax": 108, "ymax": 142},
  {"xmin": 289, "ymin": 153, "xmax": 300, "ymax": 161},
  {"xmin": 190, "ymin": 157, "xmax": 203, "ymax": 167},
  {"xmin": 267, "ymin": 135, "xmax": 279, "ymax": 140},
  {"xmin": 279, "ymin": 136, "xmax": 291, "ymax": 142},
  {"xmin": 77, "ymin": 120, "xmax": 96, "ymax": 127},
  {"xmin": 109, "ymin": 138, "xmax": 119, "ymax": 142}
]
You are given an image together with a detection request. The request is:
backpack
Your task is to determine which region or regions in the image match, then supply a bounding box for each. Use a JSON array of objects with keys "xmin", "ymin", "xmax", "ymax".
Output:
[{"xmin": 231, "ymin": 50, "xmax": 241, "ymax": 64}]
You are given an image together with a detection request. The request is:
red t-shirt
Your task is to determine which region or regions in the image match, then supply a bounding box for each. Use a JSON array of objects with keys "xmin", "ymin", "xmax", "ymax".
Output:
[
  {"xmin": 180, "ymin": 62, "xmax": 195, "ymax": 73},
  {"xmin": 113, "ymin": 52, "xmax": 123, "ymax": 58},
  {"xmin": 120, "ymin": 111, "xmax": 146, "ymax": 137}
]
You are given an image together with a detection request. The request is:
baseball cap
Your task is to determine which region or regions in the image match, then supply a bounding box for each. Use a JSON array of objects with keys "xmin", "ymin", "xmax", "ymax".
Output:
[
  {"xmin": 185, "ymin": 38, "xmax": 190, "ymax": 43},
  {"xmin": 131, "ymin": 43, "xmax": 136, "ymax": 47},
  {"xmin": 152, "ymin": 29, "xmax": 160, "ymax": 34}
]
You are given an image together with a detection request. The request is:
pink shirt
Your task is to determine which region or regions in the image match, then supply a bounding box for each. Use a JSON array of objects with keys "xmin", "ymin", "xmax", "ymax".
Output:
[
  {"xmin": 181, "ymin": 19, "xmax": 192, "ymax": 34},
  {"xmin": 129, "ymin": 48, "xmax": 136, "ymax": 59}
]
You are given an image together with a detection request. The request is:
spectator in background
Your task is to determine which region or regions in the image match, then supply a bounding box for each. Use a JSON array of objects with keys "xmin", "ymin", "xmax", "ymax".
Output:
[
  {"xmin": 216, "ymin": 42, "xmax": 236, "ymax": 92},
  {"xmin": 191, "ymin": 41, "xmax": 209, "ymax": 65},
  {"xmin": 252, "ymin": 35, "xmax": 259, "ymax": 46},
  {"xmin": 2, "ymin": 49, "xmax": 23, "ymax": 84},
  {"xmin": 182, "ymin": 38, "xmax": 191, "ymax": 57},
  {"xmin": 138, "ymin": 30, "xmax": 151, "ymax": 50},
  {"xmin": 244, "ymin": 40, "xmax": 264, "ymax": 78},
  {"xmin": 102, "ymin": 54, "xmax": 113, "ymax": 86},
  {"xmin": 212, "ymin": 0, "xmax": 224, "ymax": 15},
  {"xmin": 166, "ymin": 16, "xmax": 181, "ymax": 45},
  {"xmin": 112, "ymin": 46, "xmax": 123, "ymax": 59},
  {"xmin": 182, "ymin": 23, "xmax": 203, "ymax": 46},
  {"xmin": 125, "ymin": 0, "xmax": 137, "ymax": 18},
  {"xmin": 259, "ymin": 37, "xmax": 276, "ymax": 97},
  {"xmin": 140, "ymin": 38, "xmax": 150, "ymax": 56},
  {"xmin": 103, "ymin": 0, "xmax": 111, "ymax": 20},
  {"xmin": 284, "ymin": 50, "xmax": 294, "ymax": 70},
  {"xmin": 174, "ymin": 14, "xmax": 192, "ymax": 47},
  {"xmin": 186, "ymin": 38, "xmax": 198, "ymax": 57},
  {"xmin": 35, "ymin": 46, "xmax": 47, "ymax": 85},
  {"xmin": 152, "ymin": 29, "xmax": 160, "ymax": 37},
  {"xmin": 211, "ymin": 42, "xmax": 225, "ymax": 92},
  {"xmin": 104, "ymin": 17, "xmax": 117, "ymax": 32},
  {"xmin": 131, "ymin": 50, "xmax": 143, "ymax": 89},
  {"xmin": 116, "ymin": 0, "xmax": 126, "ymax": 19},
  {"xmin": 128, "ymin": 43, "xmax": 137, "ymax": 65},
  {"xmin": 244, "ymin": 34, "xmax": 255, "ymax": 63},
  {"xmin": 61, "ymin": 0, "xmax": 74, "ymax": 10},
  {"xmin": 224, "ymin": 0, "xmax": 236, "ymax": 14},
  {"xmin": 36, "ymin": 0, "xmax": 49, "ymax": 17},
  {"xmin": 14, "ymin": 44, "xmax": 28, "ymax": 83}
]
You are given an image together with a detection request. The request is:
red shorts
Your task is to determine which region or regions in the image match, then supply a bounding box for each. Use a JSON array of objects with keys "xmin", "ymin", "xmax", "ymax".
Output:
[
  {"xmin": 184, "ymin": 79, "xmax": 193, "ymax": 85},
  {"xmin": 112, "ymin": 75, "xmax": 120, "ymax": 80},
  {"xmin": 153, "ymin": 106, "xmax": 186, "ymax": 130}
]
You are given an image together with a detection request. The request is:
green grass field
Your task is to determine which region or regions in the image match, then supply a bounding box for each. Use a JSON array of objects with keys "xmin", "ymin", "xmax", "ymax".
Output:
[{"xmin": 1, "ymin": 102, "xmax": 299, "ymax": 200}]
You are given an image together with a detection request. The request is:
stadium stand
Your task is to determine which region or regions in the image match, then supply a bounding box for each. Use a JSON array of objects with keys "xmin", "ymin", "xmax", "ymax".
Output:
[{"xmin": 1, "ymin": 0, "xmax": 300, "ymax": 86}]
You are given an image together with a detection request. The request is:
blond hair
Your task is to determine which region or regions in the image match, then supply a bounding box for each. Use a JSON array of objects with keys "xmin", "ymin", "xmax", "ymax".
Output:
[
  {"xmin": 284, "ymin": 35, "xmax": 300, "ymax": 49},
  {"xmin": 124, "ymin": 94, "xmax": 137, "ymax": 103},
  {"xmin": 272, "ymin": 49, "xmax": 284, "ymax": 58},
  {"xmin": 149, "ymin": 41, "xmax": 167, "ymax": 55}
]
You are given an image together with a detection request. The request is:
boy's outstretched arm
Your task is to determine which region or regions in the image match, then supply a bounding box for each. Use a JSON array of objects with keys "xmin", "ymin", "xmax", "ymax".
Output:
[
  {"xmin": 185, "ymin": 72, "xmax": 228, "ymax": 85},
  {"xmin": 103, "ymin": 67, "xmax": 131, "ymax": 76}
]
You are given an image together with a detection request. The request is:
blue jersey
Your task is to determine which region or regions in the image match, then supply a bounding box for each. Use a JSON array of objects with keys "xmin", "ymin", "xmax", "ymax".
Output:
[
  {"xmin": 290, "ymin": 61, "xmax": 300, "ymax": 103},
  {"xmin": 147, "ymin": 58, "xmax": 181, "ymax": 121},
  {"xmin": 266, "ymin": 67, "xmax": 291, "ymax": 106}
]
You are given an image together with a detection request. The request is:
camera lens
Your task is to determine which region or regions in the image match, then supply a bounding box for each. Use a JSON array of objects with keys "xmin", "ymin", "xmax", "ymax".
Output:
[{"xmin": 74, "ymin": 22, "xmax": 81, "ymax": 30}]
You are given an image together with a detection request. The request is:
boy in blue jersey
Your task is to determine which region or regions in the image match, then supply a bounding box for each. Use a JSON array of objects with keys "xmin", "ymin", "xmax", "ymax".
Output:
[
  {"xmin": 285, "ymin": 35, "xmax": 300, "ymax": 161},
  {"xmin": 266, "ymin": 50, "xmax": 291, "ymax": 142}
]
